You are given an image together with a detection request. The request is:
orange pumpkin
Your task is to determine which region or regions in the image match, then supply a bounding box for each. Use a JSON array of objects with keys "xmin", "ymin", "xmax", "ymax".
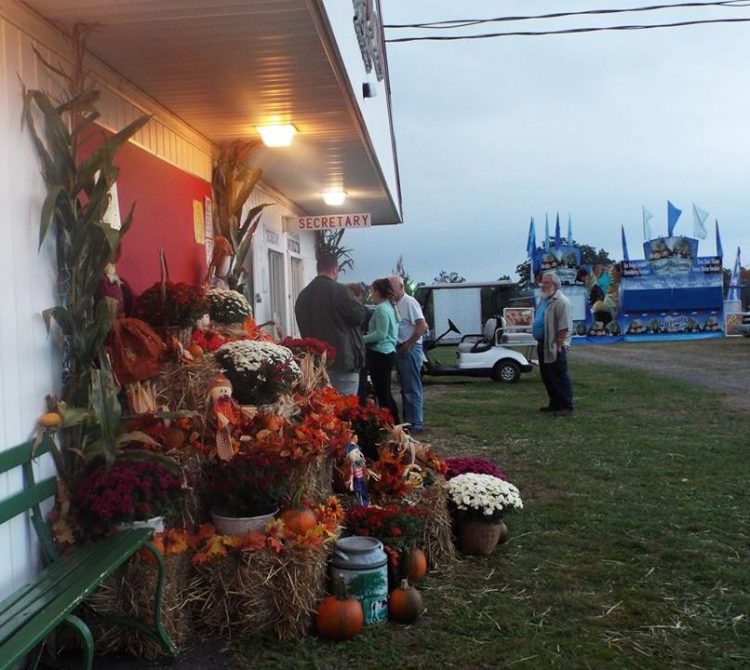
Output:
[
  {"xmin": 280, "ymin": 506, "xmax": 317, "ymax": 535},
  {"xmin": 187, "ymin": 343, "xmax": 204, "ymax": 359},
  {"xmin": 315, "ymin": 577, "xmax": 363, "ymax": 640},
  {"xmin": 388, "ymin": 579, "xmax": 423, "ymax": 624},
  {"xmin": 401, "ymin": 547, "xmax": 428, "ymax": 582},
  {"xmin": 163, "ymin": 426, "xmax": 186, "ymax": 450}
]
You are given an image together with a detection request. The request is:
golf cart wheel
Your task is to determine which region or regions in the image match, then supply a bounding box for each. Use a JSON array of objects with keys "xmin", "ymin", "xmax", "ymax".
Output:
[{"xmin": 492, "ymin": 360, "xmax": 520, "ymax": 384}]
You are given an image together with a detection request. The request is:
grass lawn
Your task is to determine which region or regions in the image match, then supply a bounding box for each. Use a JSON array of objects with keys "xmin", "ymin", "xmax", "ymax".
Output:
[{"xmin": 235, "ymin": 354, "xmax": 750, "ymax": 669}]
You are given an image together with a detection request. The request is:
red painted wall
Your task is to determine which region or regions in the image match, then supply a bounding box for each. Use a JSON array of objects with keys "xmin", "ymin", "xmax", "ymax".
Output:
[{"xmin": 90, "ymin": 128, "xmax": 211, "ymax": 296}]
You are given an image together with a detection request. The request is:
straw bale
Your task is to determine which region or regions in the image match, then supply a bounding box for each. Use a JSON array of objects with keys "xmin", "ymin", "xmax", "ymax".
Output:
[
  {"xmin": 84, "ymin": 553, "xmax": 194, "ymax": 660},
  {"xmin": 154, "ymin": 357, "xmax": 221, "ymax": 421},
  {"xmin": 406, "ymin": 476, "xmax": 457, "ymax": 570},
  {"xmin": 288, "ymin": 455, "xmax": 335, "ymax": 504},
  {"xmin": 191, "ymin": 544, "xmax": 329, "ymax": 641}
]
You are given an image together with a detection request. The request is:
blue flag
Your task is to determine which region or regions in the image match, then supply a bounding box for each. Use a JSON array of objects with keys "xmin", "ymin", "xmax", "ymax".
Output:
[
  {"xmin": 554, "ymin": 212, "xmax": 561, "ymax": 248},
  {"xmin": 621, "ymin": 225, "xmax": 630, "ymax": 261},
  {"xmin": 728, "ymin": 246, "xmax": 742, "ymax": 302},
  {"xmin": 544, "ymin": 214, "xmax": 550, "ymax": 250},
  {"xmin": 526, "ymin": 217, "xmax": 536, "ymax": 258},
  {"xmin": 715, "ymin": 220, "xmax": 723, "ymax": 258},
  {"xmin": 667, "ymin": 200, "xmax": 682, "ymax": 236}
]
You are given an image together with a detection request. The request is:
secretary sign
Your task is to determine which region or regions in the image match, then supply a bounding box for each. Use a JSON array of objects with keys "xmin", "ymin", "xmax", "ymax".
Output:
[{"xmin": 296, "ymin": 213, "xmax": 372, "ymax": 230}]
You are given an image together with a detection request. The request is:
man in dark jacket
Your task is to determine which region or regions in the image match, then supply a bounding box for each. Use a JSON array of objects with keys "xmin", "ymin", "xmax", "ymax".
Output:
[{"xmin": 294, "ymin": 254, "xmax": 367, "ymax": 396}]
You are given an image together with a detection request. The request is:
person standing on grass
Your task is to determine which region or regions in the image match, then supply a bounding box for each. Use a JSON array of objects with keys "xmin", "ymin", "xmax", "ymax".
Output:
[
  {"xmin": 347, "ymin": 281, "xmax": 371, "ymax": 405},
  {"xmin": 363, "ymin": 278, "xmax": 400, "ymax": 423},
  {"xmin": 533, "ymin": 271, "xmax": 574, "ymax": 416},
  {"xmin": 295, "ymin": 254, "xmax": 366, "ymax": 397},
  {"xmin": 389, "ymin": 275, "xmax": 428, "ymax": 432}
]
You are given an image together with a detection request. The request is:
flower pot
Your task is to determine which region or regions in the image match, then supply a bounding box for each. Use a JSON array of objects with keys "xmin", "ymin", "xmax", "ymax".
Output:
[
  {"xmin": 118, "ymin": 516, "xmax": 165, "ymax": 533},
  {"xmin": 456, "ymin": 519, "xmax": 507, "ymax": 556},
  {"xmin": 211, "ymin": 508, "xmax": 278, "ymax": 535}
]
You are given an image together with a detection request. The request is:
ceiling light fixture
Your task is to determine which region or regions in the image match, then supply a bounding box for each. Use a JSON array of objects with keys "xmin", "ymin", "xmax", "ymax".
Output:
[
  {"xmin": 256, "ymin": 124, "xmax": 297, "ymax": 147},
  {"xmin": 323, "ymin": 190, "xmax": 347, "ymax": 206}
]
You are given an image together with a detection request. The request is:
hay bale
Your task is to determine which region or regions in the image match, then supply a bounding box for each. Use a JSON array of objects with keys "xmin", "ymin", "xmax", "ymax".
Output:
[
  {"xmin": 154, "ymin": 357, "xmax": 221, "ymax": 421},
  {"xmin": 191, "ymin": 545, "xmax": 329, "ymax": 641},
  {"xmin": 407, "ymin": 477, "xmax": 457, "ymax": 570},
  {"xmin": 85, "ymin": 553, "xmax": 194, "ymax": 660},
  {"xmin": 288, "ymin": 455, "xmax": 334, "ymax": 504}
]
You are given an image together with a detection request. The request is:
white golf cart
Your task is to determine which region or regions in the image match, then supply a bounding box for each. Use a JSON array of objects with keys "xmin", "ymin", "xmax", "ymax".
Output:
[{"xmin": 422, "ymin": 317, "xmax": 536, "ymax": 383}]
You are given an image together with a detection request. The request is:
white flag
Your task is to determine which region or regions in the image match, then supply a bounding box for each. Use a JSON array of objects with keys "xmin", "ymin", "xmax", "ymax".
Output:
[
  {"xmin": 642, "ymin": 206, "xmax": 653, "ymax": 240},
  {"xmin": 692, "ymin": 203, "xmax": 709, "ymax": 239}
]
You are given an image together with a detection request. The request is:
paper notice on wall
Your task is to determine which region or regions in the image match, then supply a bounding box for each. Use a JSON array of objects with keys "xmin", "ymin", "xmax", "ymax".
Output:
[
  {"xmin": 204, "ymin": 197, "xmax": 214, "ymax": 263},
  {"xmin": 96, "ymin": 171, "xmax": 121, "ymax": 230},
  {"xmin": 193, "ymin": 199, "xmax": 205, "ymax": 244}
]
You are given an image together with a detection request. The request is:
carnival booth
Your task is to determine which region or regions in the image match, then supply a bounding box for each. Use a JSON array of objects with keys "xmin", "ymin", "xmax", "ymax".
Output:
[{"xmin": 527, "ymin": 205, "xmax": 727, "ymax": 344}]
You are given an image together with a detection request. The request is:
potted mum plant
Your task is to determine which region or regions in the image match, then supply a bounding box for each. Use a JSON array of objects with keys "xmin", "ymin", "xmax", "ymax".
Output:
[
  {"xmin": 214, "ymin": 340, "xmax": 301, "ymax": 405},
  {"xmin": 204, "ymin": 450, "xmax": 291, "ymax": 534},
  {"xmin": 75, "ymin": 458, "xmax": 184, "ymax": 534},
  {"xmin": 445, "ymin": 473, "xmax": 523, "ymax": 556},
  {"xmin": 205, "ymin": 288, "xmax": 253, "ymax": 325},
  {"xmin": 135, "ymin": 280, "xmax": 207, "ymax": 346}
]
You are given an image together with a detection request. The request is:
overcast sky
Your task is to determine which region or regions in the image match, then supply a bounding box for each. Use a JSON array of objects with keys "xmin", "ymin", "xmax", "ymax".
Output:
[{"xmin": 345, "ymin": 0, "xmax": 750, "ymax": 285}]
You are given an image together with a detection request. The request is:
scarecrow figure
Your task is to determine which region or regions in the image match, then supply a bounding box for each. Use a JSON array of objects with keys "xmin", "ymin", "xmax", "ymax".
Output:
[
  {"xmin": 206, "ymin": 374, "xmax": 244, "ymax": 460},
  {"xmin": 345, "ymin": 440, "xmax": 379, "ymax": 507}
]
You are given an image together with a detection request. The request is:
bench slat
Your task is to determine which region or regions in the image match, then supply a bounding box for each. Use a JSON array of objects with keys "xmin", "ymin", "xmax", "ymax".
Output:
[
  {"xmin": 0, "ymin": 477, "xmax": 57, "ymax": 526},
  {"xmin": 0, "ymin": 529, "xmax": 152, "ymax": 653},
  {"xmin": 0, "ymin": 438, "xmax": 52, "ymax": 475},
  {"xmin": 0, "ymin": 540, "xmax": 104, "ymax": 616}
]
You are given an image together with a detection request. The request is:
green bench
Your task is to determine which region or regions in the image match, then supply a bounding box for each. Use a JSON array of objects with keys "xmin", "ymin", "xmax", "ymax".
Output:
[{"xmin": 0, "ymin": 437, "xmax": 177, "ymax": 669}]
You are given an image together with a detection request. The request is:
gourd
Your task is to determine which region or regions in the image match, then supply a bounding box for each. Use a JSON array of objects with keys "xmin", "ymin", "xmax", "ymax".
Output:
[
  {"xmin": 315, "ymin": 577, "xmax": 364, "ymax": 640},
  {"xmin": 38, "ymin": 412, "xmax": 62, "ymax": 429},
  {"xmin": 401, "ymin": 547, "xmax": 427, "ymax": 582},
  {"xmin": 388, "ymin": 579, "xmax": 423, "ymax": 623}
]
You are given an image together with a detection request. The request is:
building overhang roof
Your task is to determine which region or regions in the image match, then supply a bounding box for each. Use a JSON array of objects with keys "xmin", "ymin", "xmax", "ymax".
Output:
[{"xmin": 21, "ymin": 0, "xmax": 402, "ymax": 224}]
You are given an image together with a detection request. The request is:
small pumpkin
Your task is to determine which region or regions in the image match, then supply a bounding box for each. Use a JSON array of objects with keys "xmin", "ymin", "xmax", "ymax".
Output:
[
  {"xmin": 38, "ymin": 412, "xmax": 62, "ymax": 429},
  {"xmin": 280, "ymin": 488, "xmax": 317, "ymax": 535},
  {"xmin": 163, "ymin": 426, "xmax": 186, "ymax": 450},
  {"xmin": 401, "ymin": 547, "xmax": 427, "ymax": 582},
  {"xmin": 187, "ymin": 343, "xmax": 204, "ymax": 359},
  {"xmin": 315, "ymin": 576, "xmax": 363, "ymax": 640},
  {"xmin": 280, "ymin": 506, "xmax": 317, "ymax": 535},
  {"xmin": 389, "ymin": 579, "xmax": 423, "ymax": 624}
]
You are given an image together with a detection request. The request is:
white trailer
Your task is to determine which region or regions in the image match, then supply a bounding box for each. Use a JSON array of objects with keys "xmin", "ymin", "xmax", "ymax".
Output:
[{"xmin": 416, "ymin": 282, "xmax": 531, "ymax": 345}]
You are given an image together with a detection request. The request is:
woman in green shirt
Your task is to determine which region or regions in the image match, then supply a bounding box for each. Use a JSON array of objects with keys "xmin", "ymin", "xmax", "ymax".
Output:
[{"xmin": 363, "ymin": 278, "xmax": 400, "ymax": 423}]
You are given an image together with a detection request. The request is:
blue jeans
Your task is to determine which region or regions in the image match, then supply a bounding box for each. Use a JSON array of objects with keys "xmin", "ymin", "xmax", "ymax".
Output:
[{"xmin": 396, "ymin": 343, "xmax": 424, "ymax": 429}]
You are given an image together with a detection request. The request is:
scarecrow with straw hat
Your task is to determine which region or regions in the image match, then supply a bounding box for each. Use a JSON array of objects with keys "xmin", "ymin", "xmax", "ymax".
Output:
[{"xmin": 206, "ymin": 373, "xmax": 244, "ymax": 460}]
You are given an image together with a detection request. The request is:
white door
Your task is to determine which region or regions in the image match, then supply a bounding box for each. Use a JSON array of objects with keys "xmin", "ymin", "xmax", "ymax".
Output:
[
  {"xmin": 289, "ymin": 257, "xmax": 304, "ymax": 337},
  {"xmin": 268, "ymin": 250, "xmax": 287, "ymax": 337}
]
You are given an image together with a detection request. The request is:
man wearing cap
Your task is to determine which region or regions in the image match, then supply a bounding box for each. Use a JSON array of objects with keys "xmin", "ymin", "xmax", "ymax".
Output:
[{"xmin": 295, "ymin": 253, "xmax": 367, "ymax": 396}]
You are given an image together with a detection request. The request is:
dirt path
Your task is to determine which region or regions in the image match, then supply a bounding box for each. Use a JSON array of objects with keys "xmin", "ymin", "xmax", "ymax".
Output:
[{"xmin": 572, "ymin": 337, "xmax": 750, "ymax": 410}]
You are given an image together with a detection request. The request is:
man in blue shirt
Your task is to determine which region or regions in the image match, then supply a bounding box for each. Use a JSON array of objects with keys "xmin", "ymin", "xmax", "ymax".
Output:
[{"xmin": 535, "ymin": 272, "xmax": 574, "ymax": 416}]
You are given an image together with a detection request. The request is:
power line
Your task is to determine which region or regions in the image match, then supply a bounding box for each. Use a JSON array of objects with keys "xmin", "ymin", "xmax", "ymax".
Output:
[
  {"xmin": 385, "ymin": 16, "xmax": 750, "ymax": 42},
  {"xmin": 384, "ymin": 1, "xmax": 750, "ymax": 30}
]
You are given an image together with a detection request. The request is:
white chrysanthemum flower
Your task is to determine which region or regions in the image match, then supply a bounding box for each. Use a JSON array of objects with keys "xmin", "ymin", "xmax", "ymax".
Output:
[{"xmin": 445, "ymin": 473, "xmax": 523, "ymax": 520}]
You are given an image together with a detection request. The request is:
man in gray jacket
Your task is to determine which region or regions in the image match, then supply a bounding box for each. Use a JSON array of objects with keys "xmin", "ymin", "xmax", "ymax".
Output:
[
  {"xmin": 531, "ymin": 271, "xmax": 574, "ymax": 416},
  {"xmin": 294, "ymin": 254, "xmax": 367, "ymax": 396}
]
